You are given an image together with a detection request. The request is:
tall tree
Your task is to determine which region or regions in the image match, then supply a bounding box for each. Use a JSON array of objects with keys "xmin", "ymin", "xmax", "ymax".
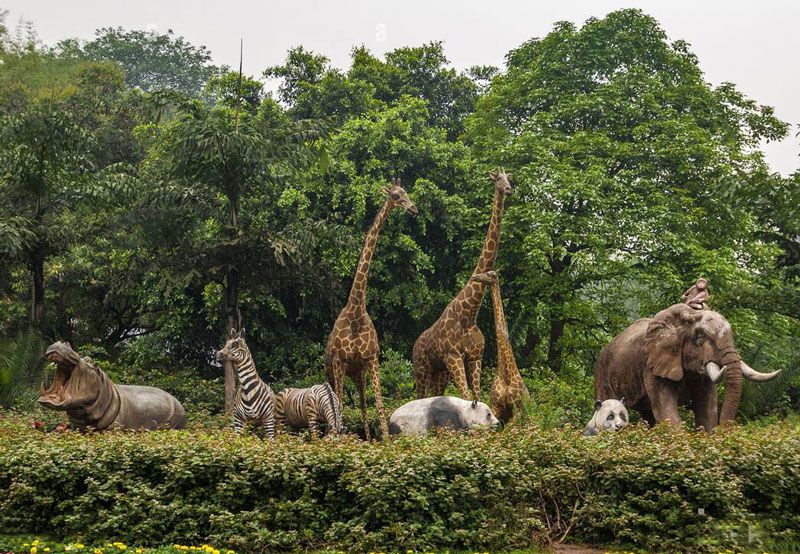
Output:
[
  {"xmin": 82, "ymin": 27, "xmax": 217, "ymax": 95},
  {"xmin": 143, "ymin": 94, "xmax": 323, "ymax": 410},
  {"xmin": 467, "ymin": 9, "xmax": 789, "ymax": 373},
  {"xmin": 0, "ymin": 100, "xmax": 95, "ymax": 330}
]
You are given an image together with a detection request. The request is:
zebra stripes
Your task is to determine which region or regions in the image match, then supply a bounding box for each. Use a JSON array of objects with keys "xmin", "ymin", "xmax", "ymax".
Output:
[
  {"xmin": 274, "ymin": 383, "xmax": 343, "ymax": 437},
  {"xmin": 215, "ymin": 328, "xmax": 275, "ymax": 437}
]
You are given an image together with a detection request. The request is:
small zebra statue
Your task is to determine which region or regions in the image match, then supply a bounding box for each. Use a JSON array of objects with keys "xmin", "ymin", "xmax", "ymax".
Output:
[
  {"xmin": 215, "ymin": 328, "xmax": 276, "ymax": 437},
  {"xmin": 274, "ymin": 383, "xmax": 344, "ymax": 437}
]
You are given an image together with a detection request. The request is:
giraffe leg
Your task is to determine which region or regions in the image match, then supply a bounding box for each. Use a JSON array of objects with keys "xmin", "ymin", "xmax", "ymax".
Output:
[
  {"xmin": 431, "ymin": 369, "xmax": 448, "ymax": 396},
  {"xmin": 366, "ymin": 357, "xmax": 389, "ymax": 439},
  {"xmin": 445, "ymin": 354, "xmax": 470, "ymax": 400},
  {"xmin": 331, "ymin": 357, "xmax": 346, "ymax": 405},
  {"xmin": 467, "ymin": 358, "xmax": 482, "ymax": 402},
  {"xmin": 412, "ymin": 342, "xmax": 430, "ymax": 399},
  {"xmin": 356, "ymin": 370, "xmax": 371, "ymax": 441},
  {"xmin": 414, "ymin": 357, "xmax": 429, "ymax": 399}
]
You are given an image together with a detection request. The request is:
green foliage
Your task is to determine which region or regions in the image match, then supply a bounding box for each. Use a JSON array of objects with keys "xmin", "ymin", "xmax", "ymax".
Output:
[
  {"xmin": 80, "ymin": 28, "xmax": 217, "ymax": 95},
  {"xmin": 0, "ymin": 329, "xmax": 45, "ymax": 408},
  {"xmin": 0, "ymin": 8, "xmax": 798, "ymax": 423},
  {"xmin": 466, "ymin": 9, "xmax": 794, "ymax": 373},
  {"xmin": 1, "ymin": 415, "xmax": 799, "ymax": 552}
]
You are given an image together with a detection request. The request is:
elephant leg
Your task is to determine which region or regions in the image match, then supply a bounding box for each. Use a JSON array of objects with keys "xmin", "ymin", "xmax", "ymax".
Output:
[
  {"xmin": 635, "ymin": 398, "xmax": 656, "ymax": 426},
  {"xmin": 644, "ymin": 371, "xmax": 682, "ymax": 426},
  {"xmin": 692, "ymin": 379, "xmax": 718, "ymax": 432}
]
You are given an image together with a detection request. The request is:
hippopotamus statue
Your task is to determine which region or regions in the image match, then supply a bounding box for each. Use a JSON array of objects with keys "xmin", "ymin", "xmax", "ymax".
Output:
[
  {"xmin": 38, "ymin": 341, "xmax": 186, "ymax": 430},
  {"xmin": 388, "ymin": 396, "xmax": 500, "ymax": 436}
]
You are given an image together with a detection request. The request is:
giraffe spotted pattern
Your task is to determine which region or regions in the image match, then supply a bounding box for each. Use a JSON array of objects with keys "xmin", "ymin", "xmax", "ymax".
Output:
[
  {"xmin": 413, "ymin": 167, "xmax": 512, "ymax": 401},
  {"xmin": 489, "ymin": 277, "xmax": 530, "ymax": 423},
  {"xmin": 324, "ymin": 179, "xmax": 417, "ymax": 439}
]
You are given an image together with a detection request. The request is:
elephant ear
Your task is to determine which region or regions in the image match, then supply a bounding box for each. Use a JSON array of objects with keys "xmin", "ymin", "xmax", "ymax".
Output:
[{"xmin": 644, "ymin": 318, "xmax": 684, "ymax": 381}]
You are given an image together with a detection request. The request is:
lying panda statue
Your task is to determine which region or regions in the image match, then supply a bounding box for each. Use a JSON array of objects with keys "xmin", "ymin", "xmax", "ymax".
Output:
[
  {"xmin": 583, "ymin": 398, "xmax": 629, "ymax": 436},
  {"xmin": 389, "ymin": 396, "xmax": 500, "ymax": 436}
]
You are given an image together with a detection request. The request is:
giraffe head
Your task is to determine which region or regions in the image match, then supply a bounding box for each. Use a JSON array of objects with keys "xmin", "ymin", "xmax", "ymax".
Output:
[
  {"xmin": 215, "ymin": 328, "xmax": 249, "ymax": 364},
  {"xmin": 488, "ymin": 167, "xmax": 513, "ymax": 196},
  {"xmin": 382, "ymin": 178, "xmax": 418, "ymax": 216},
  {"xmin": 471, "ymin": 270, "xmax": 498, "ymax": 285}
]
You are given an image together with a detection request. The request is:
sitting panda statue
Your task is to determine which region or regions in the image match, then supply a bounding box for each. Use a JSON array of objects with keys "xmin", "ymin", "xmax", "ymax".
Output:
[{"xmin": 583, "ymin": 398, "xmax": 629, "ymax": 436}]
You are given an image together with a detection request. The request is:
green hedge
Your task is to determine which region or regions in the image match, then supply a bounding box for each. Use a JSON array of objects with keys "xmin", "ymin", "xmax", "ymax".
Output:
[{"xmin": 1, "ymin": 415, "xmax": 799, "ymax": 552}]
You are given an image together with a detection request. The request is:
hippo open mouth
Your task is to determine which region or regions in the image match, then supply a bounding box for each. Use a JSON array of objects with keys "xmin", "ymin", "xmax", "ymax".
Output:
[{"xmin": 38, "ymin": 343, "xmax": 78, "ymax": 407}]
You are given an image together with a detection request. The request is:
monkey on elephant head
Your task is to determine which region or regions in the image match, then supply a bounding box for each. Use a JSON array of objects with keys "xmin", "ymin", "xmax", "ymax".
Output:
[{"xmin": 682, "ymin": 277, "xmax": 709, "ymax": 310}]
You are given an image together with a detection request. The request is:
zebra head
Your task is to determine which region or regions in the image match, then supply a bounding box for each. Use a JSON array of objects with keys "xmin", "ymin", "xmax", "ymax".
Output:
[{"xmin": 215, "ymin": 328, "xmax": 250, "ymax": 365}]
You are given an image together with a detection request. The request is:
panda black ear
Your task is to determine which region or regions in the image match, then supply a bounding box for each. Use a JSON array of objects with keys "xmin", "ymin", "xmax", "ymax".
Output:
[
  {"xmin": 594, "ymin": 400, "xmax": 602, "ymax": 411},
  {"xmin": 619, "ymin": 397, "xmax": 626, "ymax": 406}
]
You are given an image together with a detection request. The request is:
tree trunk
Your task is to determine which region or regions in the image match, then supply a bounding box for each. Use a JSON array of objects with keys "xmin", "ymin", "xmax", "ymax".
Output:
[
  {"xmin": 28, "ymin": 248, "xmax": 45, "ymax": 331},
  {"xmin": 223, "ymin": 193, "xmax": 242, "ymax": 414},
  {"xmin": 223, "ymin": 267, "xmax": 240, "ymax": 414},
  {"xmin": 547, "ymin": 303, "xmax": 565, "ymax": 374}
]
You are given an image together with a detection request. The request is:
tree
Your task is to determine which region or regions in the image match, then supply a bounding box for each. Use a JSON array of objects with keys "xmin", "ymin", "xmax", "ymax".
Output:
[
  {"xmin": 82, "ymin": 27, "xmax": 217, "ymax": 95},
  {"xmin": 142, "ymin": 96, "xmax": 323, "ymax": 411},
  {"xmin": 467, "ymin": 9, "xmax": 790, "ymax": 373},
  {"xmin": 0, "ymin": 100, "xmax": 95, "ymax": 330},
  {"xmin": 266, "ymin": 42, "xmax": 481, "ymax": 136}
]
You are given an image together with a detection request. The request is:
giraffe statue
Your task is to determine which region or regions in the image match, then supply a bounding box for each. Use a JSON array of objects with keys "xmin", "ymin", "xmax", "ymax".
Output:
[
  {"xmin": 412, "ymin": 167, "xmax": 512, "ymax": 401},
  {"xmin": 324, "ymin": 179, "xmax": 417, "ymax": 439},
  {"xmin": 413, "ymin": 270, "xmax": 498, "ymax": 399},
  {"xmin": 489, "ymin": 277, "xmax": 530, "ymax": 424}
]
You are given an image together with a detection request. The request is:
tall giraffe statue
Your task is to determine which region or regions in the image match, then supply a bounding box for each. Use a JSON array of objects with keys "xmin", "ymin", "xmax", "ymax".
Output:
[
  {"xmin": 413, "ymin": 270, "xmax": 498, "ymax": 399},
  {"xmin": 324, "ymin": 179, "xmax": 417, "ymax": 439},
  {"xmin": 489, "ymin": 277, "xmax": 530, "ymax": 423},
  {"xmin": 412, "ymin": 165, "xmax": 512, "ymax": 401}
]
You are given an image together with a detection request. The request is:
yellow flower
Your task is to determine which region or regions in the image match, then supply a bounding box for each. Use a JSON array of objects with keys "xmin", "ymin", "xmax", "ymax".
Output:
[
  {"xmin": 32, "ymin": 540, "xmax": 40, "ymax": 547},
  {"xmin": 30, "ymin": 548, "xmax": 37, "ymax": 554},
  {"xmin": 75, "ymin": 545, "xmax": 85, "ymax": 550},
  {"xmin": 44, "ymin": 549, "xmax": 51, "ymax": 553}
]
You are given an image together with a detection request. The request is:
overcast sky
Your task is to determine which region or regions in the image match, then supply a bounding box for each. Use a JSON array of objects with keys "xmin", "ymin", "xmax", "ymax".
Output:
[{"xmin": 4, "ymin": 0, "xmax": 799, "ymax": 175}]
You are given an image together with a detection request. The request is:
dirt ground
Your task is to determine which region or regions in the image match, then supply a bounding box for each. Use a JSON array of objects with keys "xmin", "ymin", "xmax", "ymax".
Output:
[{"xmin": 552, "ymin": 544, "xmax": 608, "ymax": 554}]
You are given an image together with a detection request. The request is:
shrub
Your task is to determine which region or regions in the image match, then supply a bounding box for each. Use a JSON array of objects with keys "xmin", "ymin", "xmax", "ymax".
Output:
[{"xmin": 1, "ymin": 415, "xmax": 799, "ymax": 552}]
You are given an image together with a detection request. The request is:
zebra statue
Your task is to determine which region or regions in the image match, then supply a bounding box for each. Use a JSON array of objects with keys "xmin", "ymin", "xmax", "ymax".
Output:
[
  {"xmin": 274, "ymin": 383, "xmax": 344, "ymax": 437},
  {"xmin": 215, "ymin": 328, "xmax": 276, "ymax": 437}
]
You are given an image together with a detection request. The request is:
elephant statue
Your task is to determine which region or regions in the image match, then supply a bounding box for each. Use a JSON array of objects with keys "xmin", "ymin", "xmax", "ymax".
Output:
[{"xmin": 595, "ymin": 303, "xmax": 781, "ymax": 431}]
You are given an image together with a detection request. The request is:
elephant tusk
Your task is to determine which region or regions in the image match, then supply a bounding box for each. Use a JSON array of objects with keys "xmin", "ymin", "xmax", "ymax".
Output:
[
  {"xmin": 741, "ymin": 361, "xmax": 781, "ymax": 382},
  {"xmin": 706, "ymin": 362, "xmax": 725, "ymax": 383}
]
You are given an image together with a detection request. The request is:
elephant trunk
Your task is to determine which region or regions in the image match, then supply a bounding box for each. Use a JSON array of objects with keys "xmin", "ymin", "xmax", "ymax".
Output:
[{"xmin": 718, "ymin": 349, "xmax": 743, "ymax": 424}]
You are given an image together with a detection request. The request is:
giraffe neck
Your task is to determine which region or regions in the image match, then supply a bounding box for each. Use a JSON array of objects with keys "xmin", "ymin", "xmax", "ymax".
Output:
[
  {"xmin": 347, "ymin": 200, "xmax": 393, "ymax": 313},
  {"xmin": 491, "ymin": 280, "xmax": 515, "ymax": 380},
  {"xmin": 491, "ymin": 279, "xmax": 509, "ymax": 340},
  {"xmin": 474, "ymin": 186, "xmax": 506, "ymax": 274},
  {"xmin": 453, "ymin": 278, "xmax": 491, "ymax": 324},
  {"xmin": 233, "ymin": 347, "xmax": 262, "ymax": 401}
]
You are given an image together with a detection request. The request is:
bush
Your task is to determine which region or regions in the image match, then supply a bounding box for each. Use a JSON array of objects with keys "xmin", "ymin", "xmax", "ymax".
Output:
[{"xmin": 2, "ymin": 415, "xmax": 800, "ymax": 552}]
